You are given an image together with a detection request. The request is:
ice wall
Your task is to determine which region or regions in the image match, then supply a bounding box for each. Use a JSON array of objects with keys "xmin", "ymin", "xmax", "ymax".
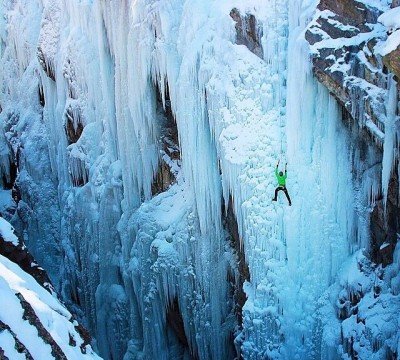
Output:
[
  {"xmin": 0, "ymin": 0, "xmax": 398, "ymax": 359},
  {"xmin": 1, "ymin": 0, "xmax": 237, "ymax": 358},
  {"xmin": 0, "ymin": 0, "xmax": 62, "ymax": 284}
]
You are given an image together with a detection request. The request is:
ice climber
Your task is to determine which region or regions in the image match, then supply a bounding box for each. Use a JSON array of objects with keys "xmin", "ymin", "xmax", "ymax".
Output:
[{"xmin": 272, "ymin": 160, "xmax": 292, "ymax": 206}]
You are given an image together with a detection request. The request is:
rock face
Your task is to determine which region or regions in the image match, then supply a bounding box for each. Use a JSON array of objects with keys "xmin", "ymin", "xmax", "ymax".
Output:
[
  {"xmin": 384, "ymin": 47, "xmax": 400, "ymax": 79},
  {"xmin": 230, "ymin": 8, "xmax": 263, "ymax": 59},
  {"xmin": 223, "ymin": 196, "xmax": 249, "ymax": 328},
  {"xmin": 0, "ymin": 231, "xmax": 53, "ymax": 293},
  {"xmin": 166, "ymin": 298, "xmax": 190, "ymax": 351},
  {"xmin": 65, "ymin": 107, "xmax": 84, "ymax": 145},
  {"xmin": 306, "ymin": 0, "xmax": 400, "ymax": 265},
  {"xmin": 152, "ymin": 84, "xmax": 181, "ymax": 196},
  {"xmin": 0, "ymin": 321, "xmax": 35, "ymax": 360},
  {"xmin": 306, "ymin": 0, "xmax": 387, "ymax": 144}
]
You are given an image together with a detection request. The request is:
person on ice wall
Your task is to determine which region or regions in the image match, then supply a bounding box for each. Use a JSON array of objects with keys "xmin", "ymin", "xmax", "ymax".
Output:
[{"xmin": 272, "ymin": 160, "xmax": 292, "ymax": 206}]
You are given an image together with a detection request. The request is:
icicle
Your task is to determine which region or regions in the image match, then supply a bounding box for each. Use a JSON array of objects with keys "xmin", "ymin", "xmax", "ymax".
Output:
[{"xmin": 381, "ymin": 74, "xmax": 398, "ymax": 210}]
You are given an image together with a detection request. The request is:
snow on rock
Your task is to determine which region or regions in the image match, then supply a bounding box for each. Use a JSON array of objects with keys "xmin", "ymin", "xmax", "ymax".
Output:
[
  {"xmin": 0, "ymin": 218, "xmax": 100, "ymax": 359},
  {"xmin": 377, "ymin": 6, "xmax": 400, "ymax": 59},
  {"xmin": 0, "ymin": 254, "xmax": 101, "ymax": 359},
  {"xmin": 378, "ymin": 6, "xmax": 400, "ymax": 31},
  {"xmin": 305, "ymin": 0, "xmax": 390, "ymax": 144},
  {"xmin": 0, "ymin": 216, "xmax": 18, "ymax": 245}
]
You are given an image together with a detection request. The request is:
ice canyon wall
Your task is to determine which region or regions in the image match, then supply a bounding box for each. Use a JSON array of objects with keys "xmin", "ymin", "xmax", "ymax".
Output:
[{"xmin": 0, "ymin": 0, "xmax": 399, "ymax": 359}]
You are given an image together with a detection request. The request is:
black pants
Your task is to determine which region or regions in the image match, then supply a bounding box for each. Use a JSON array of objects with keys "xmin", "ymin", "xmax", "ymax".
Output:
[{"xmin": 273, "ymin": 186, "xmax": 291, "ymax": 205}]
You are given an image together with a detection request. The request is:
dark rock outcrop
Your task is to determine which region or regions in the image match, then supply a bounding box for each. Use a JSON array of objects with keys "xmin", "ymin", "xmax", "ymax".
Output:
[
  {"xmin": 230, "ymin": 8, "xmax": 263, "ymax": 59},
  {"xmin": 371, "ymin": 167, "xmax": 400, "ymax": 266},
  {"xmin": 223, "ymin": 196, "xmax": 250, "ymax": 326},
  {"xmin": 2, "ymin": 157, "xmax": 18, "ymax": 191},
  {"xmin": 392, "ymin": 0, "xmax": 400, "ymax": 8},
  {"xmin": 0, "ymin": 321, "xmax": 34, "ymax": 360},
  {"xmin": 17, "ymin": 293, "xmax": 68, "ymax": 359},
  {"xmin": 37, "ymin": 46, "xmax": 56, "ymax": 81},
  {"xmin": 152, "ymin": 158, "xmax": 177, "ymax": 195},
  {"xmin": 384, "ymin": 47, "xmax": 400, "ymax": 79},
  {"xmin": 0, "ymin": 232, "xmax": 54, "ymax": 293},
  {"xmin": 38, "ymin": 84, "xmax": 46, "ymax": 107},
  {"xmin": 166, "ymin": 298, "xmax": 189, "ymax": 348},
  {"xmin": 152, "ymin": 82, "xmax": 181, "ymax": 196},
  {"xmin": 0, "ymin": 118, "xmax": 20, "ymax": 193},
  {"xmin": 65, "ymin": 108, "xmax": 84, "ymax": 145}
]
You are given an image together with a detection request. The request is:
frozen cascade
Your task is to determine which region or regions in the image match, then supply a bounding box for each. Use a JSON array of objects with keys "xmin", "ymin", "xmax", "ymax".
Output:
[
  {"xmin": 382, "ymin": 75, "xmax": 398, "ymax": 209},
  {"xmin": 0, "ymin": 0, "xmax": 398, "ymax": 359}
]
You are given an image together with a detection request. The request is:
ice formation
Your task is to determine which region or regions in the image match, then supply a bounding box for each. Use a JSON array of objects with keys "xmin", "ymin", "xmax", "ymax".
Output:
[{"xmin": 0, "ymin": 0, "xmax": 398, "ymax": 359}]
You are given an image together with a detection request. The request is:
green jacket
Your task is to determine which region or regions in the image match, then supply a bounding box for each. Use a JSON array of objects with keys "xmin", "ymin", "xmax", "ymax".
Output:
[{"xmin": 275, "ymin": 167, "xmax": 287, "ymax": 186}]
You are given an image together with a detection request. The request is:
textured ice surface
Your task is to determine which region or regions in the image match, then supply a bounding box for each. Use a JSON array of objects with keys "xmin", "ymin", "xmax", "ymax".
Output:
[{"xmin": 0, "ymin": 0, "xmax": 398, "ymax": 359}]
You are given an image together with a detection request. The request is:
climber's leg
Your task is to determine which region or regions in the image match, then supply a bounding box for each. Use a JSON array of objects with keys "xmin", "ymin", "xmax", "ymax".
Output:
[
  {"xmin": 283, "ymin": 187, "xmax": 292, "ymax": 206},
  {"xmin": 272, "ymin": 186, "xmax": 282, "ymax": 201}
]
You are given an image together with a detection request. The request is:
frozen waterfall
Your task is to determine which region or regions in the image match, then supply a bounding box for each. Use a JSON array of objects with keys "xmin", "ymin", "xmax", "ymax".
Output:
[{"xmin": 0, "ymin": 0, "xmax": 398, "ymax": 359}]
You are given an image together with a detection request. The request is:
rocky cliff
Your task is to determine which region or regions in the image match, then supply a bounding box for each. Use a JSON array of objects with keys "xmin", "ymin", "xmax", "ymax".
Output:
[{"xmin": 306, "ymin": 0, "xmax": 400, "ymax": 358}]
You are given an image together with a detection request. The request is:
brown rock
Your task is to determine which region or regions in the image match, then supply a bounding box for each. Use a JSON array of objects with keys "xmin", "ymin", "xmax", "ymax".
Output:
[
  {"xmin": 151, "ymin": 159, "xmax": 176, "ymax": 196},
  {"xmin": 383, "ymin": 47, "xmax": 400, "ymax": 80},
  {"xmin": 0, "ymin": 321, "xmax": 34, "ymax": 360},
  {"xmin": 152, "ymin": 81, "xmax": 180, "ymax": 196},
  {"xmin": 65, "ymin": 117, "xmax": 84, "ymax": 145},
  {"xmin": 313, "ymin": 67, "xmax": 349, "ymax": 106},
  {"xmin": 305, "ymin": 28, "xmax": 324, "ymax": 46},
  {"xmin": 17, "ymin": 293, "xmax": 68, "ymax": 359},
  {"xmin": 230, "ymin": 8, "xmax": 263, "ymax": 59},
  {"xmin": 318, "ymin": 0, "xmax": 380, "ymax": 29},
  {"xmin": 392, "ymin": 0, "xmax": 400, "ymax": 8}
]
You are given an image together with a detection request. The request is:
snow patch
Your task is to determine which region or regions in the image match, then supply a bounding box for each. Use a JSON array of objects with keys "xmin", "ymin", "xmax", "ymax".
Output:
[{"xmin": 0, "ymin": 216, "xmax": 18, "ymax": 245}]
